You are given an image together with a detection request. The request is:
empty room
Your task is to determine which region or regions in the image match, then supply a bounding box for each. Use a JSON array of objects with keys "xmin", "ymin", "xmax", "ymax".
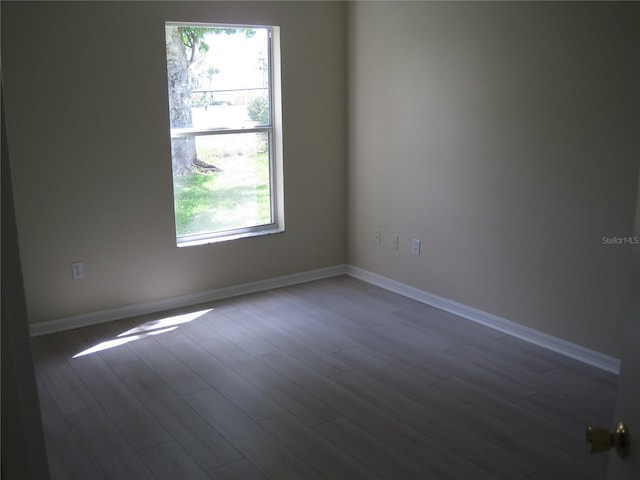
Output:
[{"xmin": 2, "ymin": 1, "xmax": 639, "ymax": 479}]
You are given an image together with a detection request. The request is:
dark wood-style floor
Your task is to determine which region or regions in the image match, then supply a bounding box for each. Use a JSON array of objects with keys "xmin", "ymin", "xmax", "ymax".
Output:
[{"xmin": 32, "ymin": 276, "xmax": 617, "ymax": 480}]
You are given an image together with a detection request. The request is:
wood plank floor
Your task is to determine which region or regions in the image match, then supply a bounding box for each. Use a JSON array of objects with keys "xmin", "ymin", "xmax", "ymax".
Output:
[{"xmin": 31, "ymin": 276, "xmax": 618, "ymax": 479}]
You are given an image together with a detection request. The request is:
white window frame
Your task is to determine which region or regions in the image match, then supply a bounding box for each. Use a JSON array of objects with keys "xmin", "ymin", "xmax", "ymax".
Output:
[{"xmin": 166, "ymin": 22, "xmax": 284, "ymax": 248}]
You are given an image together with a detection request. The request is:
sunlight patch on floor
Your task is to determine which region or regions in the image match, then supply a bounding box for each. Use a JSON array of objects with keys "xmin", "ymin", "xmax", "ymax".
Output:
[
  {"xmin": 117, "ymin": 309, "xmax": 213, "ymax": 337},
  {"xmin": 72, "ymin": 309, "xmax": 213, "ymax": 358}
]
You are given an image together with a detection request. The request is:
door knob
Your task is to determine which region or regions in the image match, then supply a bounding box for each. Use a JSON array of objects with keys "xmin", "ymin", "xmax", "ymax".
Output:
[{"xmin": 586, "ymin": 422, "xmax": 629, "ymax": 458}]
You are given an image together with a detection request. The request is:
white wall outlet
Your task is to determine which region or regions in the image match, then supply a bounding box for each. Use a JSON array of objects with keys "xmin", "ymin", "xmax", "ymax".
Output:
[
  {"xmin": 71, "ymin": 261, "xmax": 84, "ymax": 280},
  {"xmin": 392, "ymin": 234, "xmax": 399, "ymax": 251},
  {"xmin": 374, "ymin": 230, "xmax": 381, "ymax": 245},
  {"xmin": 412, "ymin": 238, "xmax": 421, "ymax": 256}
]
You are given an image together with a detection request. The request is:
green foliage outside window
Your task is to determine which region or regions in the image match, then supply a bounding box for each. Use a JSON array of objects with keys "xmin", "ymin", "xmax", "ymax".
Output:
[{"xmin": 247, "ymin": 96, "xmax": 269, "ymax": 125}]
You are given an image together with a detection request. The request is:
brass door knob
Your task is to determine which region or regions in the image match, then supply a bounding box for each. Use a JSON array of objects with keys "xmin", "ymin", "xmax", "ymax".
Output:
[{"xmin": 586, "ymin": 422, "xmax": 629, "ymax": 458}]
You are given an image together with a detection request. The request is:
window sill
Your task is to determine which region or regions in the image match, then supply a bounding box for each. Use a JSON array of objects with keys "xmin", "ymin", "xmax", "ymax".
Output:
[{"xmin": 176, "ymin": 227, "xmax": 285, "ymax": 248}]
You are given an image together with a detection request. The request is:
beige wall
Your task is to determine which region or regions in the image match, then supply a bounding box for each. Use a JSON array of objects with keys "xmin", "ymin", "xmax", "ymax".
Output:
[
  {"xmin": 2, "ymin": 1, "xmax": 347, "ymax": 323},
  {"xmin": 347, "ymin": 2, "xmax": 639, "ymax": 357}
]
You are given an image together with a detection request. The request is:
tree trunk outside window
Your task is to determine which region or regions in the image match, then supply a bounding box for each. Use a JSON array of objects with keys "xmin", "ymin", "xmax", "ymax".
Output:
[{"xmin": 165, "ymin": 26, "xmax": 197, "ymax": 174}]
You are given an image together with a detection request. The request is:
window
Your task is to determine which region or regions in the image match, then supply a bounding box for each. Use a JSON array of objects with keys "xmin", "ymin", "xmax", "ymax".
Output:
[{"xmin": 165, "ymin": 23, "xmax": 283, "ymax": 246}]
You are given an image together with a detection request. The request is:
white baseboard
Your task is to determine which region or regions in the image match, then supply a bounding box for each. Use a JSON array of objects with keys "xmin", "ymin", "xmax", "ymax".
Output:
[
  {"xmin": 347, "ymin": 265, "xmax": 621, "ymax": 375},
  {"xmin": 29, "ymin": 262, "xmax": 620, "ymax": 374},
  {"xmin": 29, "ymin": 264, "xmax": 348, "ymax": 337}
]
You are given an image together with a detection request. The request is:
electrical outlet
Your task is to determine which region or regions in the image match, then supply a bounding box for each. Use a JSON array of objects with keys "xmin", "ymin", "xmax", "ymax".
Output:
[
  {"xmin": 412, "ymin": 238, "xmax": 421, "ymax": 256},
  {"xmin": 374, "ymin": 230, "xmax": 381, "ymax": 245},
  {"xmin": 392, "ymin": 234, "xmax": 399, "ymax": 251},
  {"xmin": 71, "ymin": 261, "xmax": 84, "ymax": 280}
]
